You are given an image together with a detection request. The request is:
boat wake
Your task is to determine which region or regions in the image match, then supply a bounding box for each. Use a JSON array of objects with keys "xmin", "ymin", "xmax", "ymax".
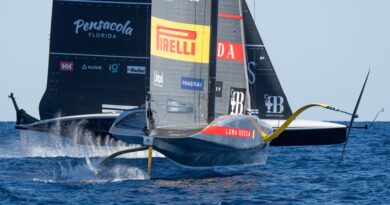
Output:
[
  {"xmin": 0, "ymin": 123, "xmax": 161, "ymax": 159},
  {"xmin": 33, "ymin": 157, "xmax": 147, "ymax": 183}
]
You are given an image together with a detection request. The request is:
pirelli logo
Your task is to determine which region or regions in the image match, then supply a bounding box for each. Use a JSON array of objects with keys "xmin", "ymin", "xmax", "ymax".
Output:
[
  {"xmin": 156, "ymin": 26, "xmax": 196, "ymax": 56},
  {"xmin": 151, "ymin": 17, "xmax": 211, "ymax": 64}
]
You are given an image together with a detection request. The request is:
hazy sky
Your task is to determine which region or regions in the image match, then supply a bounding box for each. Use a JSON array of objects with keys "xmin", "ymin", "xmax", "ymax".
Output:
[{"xmin": 0, "ymin": 0, "xmax": 389, "ymax": 122}]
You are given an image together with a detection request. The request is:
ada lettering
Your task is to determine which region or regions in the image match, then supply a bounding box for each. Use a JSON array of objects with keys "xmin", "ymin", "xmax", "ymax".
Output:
[{"xmin": 217, "ymin": 41, "xmax": 244, "ymax": 62}]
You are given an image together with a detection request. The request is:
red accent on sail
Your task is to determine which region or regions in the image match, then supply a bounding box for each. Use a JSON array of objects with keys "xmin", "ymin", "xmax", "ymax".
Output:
[
  {"xmin": 216, "ymin": 41, "xmax": 244, "ymax": 62},
  {"xmin": 156, "ymin": 25, "xmax": 198, "ymax": 56},
  {"xmin": 201, "ymin": 126, "xmax": 253, "ymax": 139},
  {"xmin": 218, "ymin": 13, "xmax": 243, "ymax": 20}
]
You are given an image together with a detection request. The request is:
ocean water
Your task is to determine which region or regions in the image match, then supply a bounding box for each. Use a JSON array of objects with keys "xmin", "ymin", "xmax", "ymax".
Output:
[{"xmin": 0, "ymin": 121, "xmax": 389, "ymax": 204}]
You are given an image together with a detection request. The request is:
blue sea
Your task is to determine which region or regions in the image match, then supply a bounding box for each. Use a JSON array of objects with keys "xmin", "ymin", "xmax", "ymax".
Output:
[{"xmin": 0, "ymin": 121, "xmax": 389, "ymax": 204}]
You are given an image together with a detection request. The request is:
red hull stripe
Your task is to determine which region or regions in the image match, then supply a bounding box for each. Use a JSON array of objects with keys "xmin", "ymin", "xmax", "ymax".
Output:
[
  {"xmin": 218, "ymin": 13, "xmax": 243, "ymax": 20},
  {"xmin": 201, "ymin": 126, "xmax": 254, "ymax": 139}
]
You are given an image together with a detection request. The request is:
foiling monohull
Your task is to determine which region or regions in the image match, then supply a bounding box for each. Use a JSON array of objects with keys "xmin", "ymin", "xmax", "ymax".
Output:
[
  {"xmin": 11, "ymin": 0, "xmax": 350, "ymax": 146},
  {"xmin": 101, "ymin": 0, "xmax": 368, "ymax": 178}
]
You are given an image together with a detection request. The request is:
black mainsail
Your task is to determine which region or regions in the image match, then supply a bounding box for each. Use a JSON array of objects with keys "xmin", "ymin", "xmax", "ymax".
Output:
[
  {"xmin": 242, "ymin": 1, "xmax": 293, "ymax": 119},
  {"xmin": 39, "ymin": 0, "xmax": 151, "ymax": 119}
]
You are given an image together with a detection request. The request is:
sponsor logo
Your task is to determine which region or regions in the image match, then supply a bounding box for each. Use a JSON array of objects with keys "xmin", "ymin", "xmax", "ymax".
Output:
[
  {"xmin": 127, "ymin": 66, "xmax": 146, "ymax": 74},
  {"xmin": 73, "ymin": 19, "xmax": 133, "ymax": 39},
  {"xmin": 181, "ymin": 77, "xmax": 204, "ymax": 91},
  {"xmin": 60, "ymin": 61, "xmax": 74, "ymax": 72},
  {"xmin": 153, "ymin": 70, "xmax": 164, "ymax": 88},
  {"xmin": 247, "ymin": 61, "xmax": 256, "ymax": 84},
  {"xmin": 167, "ymin": 99, "xmax": 193, "ymax": 113},
  {"xmin": 82, "ymin": 64, "xmax": 102, "ymax": 70},
  {"xmin": 109, "ymin": 64, "xmax": 120, "ymax": 73},
  {"xmin": 157, "ymin": 25, "xmax": 196, "ymax": 56},
  {"xmin": 215, "ymin": 81, "xmax": 223, "ymax": 97},
  {"xmin": 151, "ymin": 17, "xmax": 210, "ymax": 63},
  {"xmin": 217, "ymin": 41, "xmax": 244, "ymax": 62},
  {"xmin": 229, "ymin": 88, "xmax": 246, "ymax": 115},
  {"xmin": 265, "ymin": 94, "xmax": 285, "ymax": 114},
  {"xmin": 202, "ymin": 126, "xmax": 255, "ymax": 139}
]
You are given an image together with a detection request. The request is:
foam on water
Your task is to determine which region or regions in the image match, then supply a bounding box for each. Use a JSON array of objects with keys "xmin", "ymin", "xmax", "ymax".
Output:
[
  {"xmin": 32, "ymin": 157, "xmax": 147, "ymax": 183},
  {"xmin": 1, "ymin": 122, "xmax": 389, "ymax": 204},
  {"xmin": 0, "ymin": 122, "xmax": 161, "ymax": 159}
]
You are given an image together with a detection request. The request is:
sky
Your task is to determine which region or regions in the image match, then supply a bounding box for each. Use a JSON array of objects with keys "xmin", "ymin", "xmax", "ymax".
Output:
[{"xmin": 0, "ymin": 0, "xmax": 389, "ymax": 122}]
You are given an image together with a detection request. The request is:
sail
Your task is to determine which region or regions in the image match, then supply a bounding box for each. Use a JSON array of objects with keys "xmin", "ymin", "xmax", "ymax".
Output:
[
  {"xmin": 242, "ymin": 1, "xmax": 293, "ymax": 119},
  {"xmin": 214, "ymin": 0, "xmax": 251, "ymax": 117},
  {"xmin": 39, "ymin": 0, "xmax": 151, "ymax": 119},
  {"xmin": 149, "ymin": 0, "xmax": 212, "ymax": 130}
]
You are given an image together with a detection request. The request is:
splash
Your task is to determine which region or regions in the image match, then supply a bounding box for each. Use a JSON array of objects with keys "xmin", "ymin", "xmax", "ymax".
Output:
[
  {"xmin": 33, "ymin": 157, "xmax": 147, "ymax": 183},
  {"xmin": 0, "ymin": 121, "xmax": 162, "ymax": 158}
]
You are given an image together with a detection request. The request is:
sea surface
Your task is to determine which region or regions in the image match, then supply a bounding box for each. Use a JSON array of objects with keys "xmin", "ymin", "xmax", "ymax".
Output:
[{"xmin": 0, "ymin": 121, "xmax": 389, "ymax": 204}]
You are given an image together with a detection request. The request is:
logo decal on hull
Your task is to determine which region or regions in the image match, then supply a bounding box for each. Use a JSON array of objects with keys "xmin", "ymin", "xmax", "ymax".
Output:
[
  {"xmin": 151, "ymin": 17, "xmax": 210, "ymax": 63},
  {"xmin": 202, "ymin": 126, "xmax": 255, "ymax": 139}
]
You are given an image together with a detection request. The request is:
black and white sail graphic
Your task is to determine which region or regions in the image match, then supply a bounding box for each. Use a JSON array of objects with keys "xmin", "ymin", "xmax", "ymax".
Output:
[
  {"xmin": 149, "ymin": 0, "xmax": 212, "ymax": 130},
  {"xmin": 242, "ymin": 1, "xmax": 293, "ymax": 119},
  {"xmin": 39, "ymin": 0, "xmax": 151, "ymax": 119},
  {"xmin": 214, "ymin": 0, "xmax": 251, "ymax": 116}
]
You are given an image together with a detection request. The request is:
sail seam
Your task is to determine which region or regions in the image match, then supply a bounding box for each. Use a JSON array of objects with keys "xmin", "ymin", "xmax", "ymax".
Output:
[
  {"xmin": 50, "ymin": 52, "xmax": 150, "ymax": 59},
  {"xmin": 55, "ymin": 0, "xmax": 151, "ymax": 5}
]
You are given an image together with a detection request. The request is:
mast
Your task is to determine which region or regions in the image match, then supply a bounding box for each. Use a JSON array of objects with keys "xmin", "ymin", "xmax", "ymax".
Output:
[
  {"xmin": 207, "ymin": 0, "xmax": 219, "ymax": 123},
  {"xmin": 213, "ymin": 0, "xmax": 250, "ymax": 116},
  {"xmin": 239, "ymin": 0, "xmax": 251, "ymax": 111}
]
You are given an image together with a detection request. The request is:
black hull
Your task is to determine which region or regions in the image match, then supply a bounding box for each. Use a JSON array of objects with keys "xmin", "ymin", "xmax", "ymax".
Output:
[
  {"xmin": 271, "ymin": 127, "xmax": 347, "ymax": 146},
  {"xmin": 153, "ymin": 137, "xmax": 269, "ymax": 168},
  {"xmin": 16, "ymin": 115, "xmax": 118, "ymax": 144}
]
